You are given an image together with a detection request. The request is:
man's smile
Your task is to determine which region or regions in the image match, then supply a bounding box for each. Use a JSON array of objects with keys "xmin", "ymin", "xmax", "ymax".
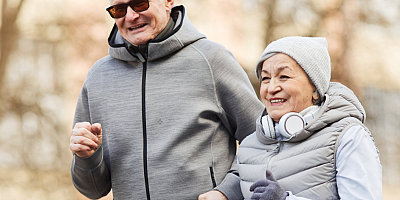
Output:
[{"xmin": 128, "ymin": 23, "xmax": 147, "ymax": 30}]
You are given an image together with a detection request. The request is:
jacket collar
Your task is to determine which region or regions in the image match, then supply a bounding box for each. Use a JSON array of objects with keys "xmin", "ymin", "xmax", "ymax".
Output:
[{"xmin": 256, "ymin": 82, "xmax": 366, "ymax": 145}]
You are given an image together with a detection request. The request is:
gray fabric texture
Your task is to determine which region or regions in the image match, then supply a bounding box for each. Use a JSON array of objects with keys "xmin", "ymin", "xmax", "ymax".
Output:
[
  {"xmin": 70, "ymin": 5, "xmax": 264, "ymax": 200},
  {"xmin": 237, "ymin": 82, "xmax": 374, "ymax": 199}
]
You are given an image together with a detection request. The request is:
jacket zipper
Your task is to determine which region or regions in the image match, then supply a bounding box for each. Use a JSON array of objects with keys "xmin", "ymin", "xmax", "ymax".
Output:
[
  {"xmin": 123, "ymin": 37, "xmax": 150, "ymax": 199},
  {"xmin": 209, "ymin": 166, "xmax": 217, "ymax": 188},
  {"xmin": 266, "ymin": 141, "xmax": 283, "ymax": 171},
  {"xmin": 141, "ymin": 60, "xmax": 150, "ymax": 200}
]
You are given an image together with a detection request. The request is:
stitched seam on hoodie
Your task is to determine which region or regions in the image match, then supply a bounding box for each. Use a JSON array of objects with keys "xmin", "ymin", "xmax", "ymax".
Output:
[
  {"xmin": 188, "ymin": 44, "xmax": 221, "ymax": 111},
  {"xmin": 173, "ymin": 34, "xmax": 184, "ymax": 47},
  {"xmin": 189, "ymin": 43, "xmax": 222, "ymax": 186},
  {"xmin": 89, "ymin": 170, "xmax": 102, "ymax": 197}
]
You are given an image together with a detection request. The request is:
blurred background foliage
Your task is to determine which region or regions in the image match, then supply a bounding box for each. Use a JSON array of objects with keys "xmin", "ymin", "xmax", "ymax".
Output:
[{"xmin": 0, "ymin": 0, "xmax": 400, "ymax": 199}]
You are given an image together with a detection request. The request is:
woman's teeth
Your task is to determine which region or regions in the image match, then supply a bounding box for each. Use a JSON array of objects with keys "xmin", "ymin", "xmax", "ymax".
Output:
[{"xmin": 271, "ymin": 99, "xmax": 286, "ymax": 103}]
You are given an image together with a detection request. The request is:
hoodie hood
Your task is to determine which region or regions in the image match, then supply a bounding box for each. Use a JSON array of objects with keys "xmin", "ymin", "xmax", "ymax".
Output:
[
  {"xmin": 256, "ymin": 82, "xmax": 366, "ymax": 144},
  {"xmin": 107, "ymin": 5, "xmax": 206, "ymax": 62}
]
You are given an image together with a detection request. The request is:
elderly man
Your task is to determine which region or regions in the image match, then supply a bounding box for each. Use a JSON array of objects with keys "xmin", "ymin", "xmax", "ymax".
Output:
[{"xmin": 69, "ymin": 0, "xmax": 264, "ymax": 199}]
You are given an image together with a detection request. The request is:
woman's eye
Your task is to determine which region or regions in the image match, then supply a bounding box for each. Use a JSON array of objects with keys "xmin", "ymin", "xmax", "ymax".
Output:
[
  {"xmin": 262, "ymin": 77, "xmax": 270, "ymax": 81},
  {"xmin": 281, "ymin": 75, "xmax": 290, "ymax": 79}
]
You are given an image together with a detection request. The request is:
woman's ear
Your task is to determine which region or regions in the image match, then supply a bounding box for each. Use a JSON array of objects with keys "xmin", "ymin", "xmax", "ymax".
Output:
[
  {"xmin": 312, "ymin": 90, "xmax": 320, "ymax": 105},
  {"xmin": 312, "ymin": 90, "xmax": 319, "ymax": 100}
]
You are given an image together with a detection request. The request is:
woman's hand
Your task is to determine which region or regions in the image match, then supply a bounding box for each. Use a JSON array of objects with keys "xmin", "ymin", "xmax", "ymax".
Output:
[{"xmin": 249, "ymin": 170, "xmax": 287, "ymax": 200}]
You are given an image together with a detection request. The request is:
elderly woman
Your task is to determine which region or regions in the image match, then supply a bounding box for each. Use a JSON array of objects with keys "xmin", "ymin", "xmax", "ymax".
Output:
[{"xmin": 236, "ymin": 37, "xmax": 382, "ymax": 200}]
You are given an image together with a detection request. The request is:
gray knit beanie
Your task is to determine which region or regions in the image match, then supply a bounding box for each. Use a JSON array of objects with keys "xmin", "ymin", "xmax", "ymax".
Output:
[{"xmin": 255, "ymin": 36, "xmax": 331, "ymax": 97}]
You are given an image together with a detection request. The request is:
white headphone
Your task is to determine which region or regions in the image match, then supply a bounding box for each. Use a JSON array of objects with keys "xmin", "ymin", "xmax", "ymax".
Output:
[{"xmin": 262, "ymin": 109, "xmax": 319, "ymax": 139}]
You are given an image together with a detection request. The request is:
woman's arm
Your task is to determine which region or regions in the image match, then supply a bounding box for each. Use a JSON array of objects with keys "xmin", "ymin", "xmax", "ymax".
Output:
[{"xmin": 335, "ymin": 125, "xmax": 382, "ymax": 199}]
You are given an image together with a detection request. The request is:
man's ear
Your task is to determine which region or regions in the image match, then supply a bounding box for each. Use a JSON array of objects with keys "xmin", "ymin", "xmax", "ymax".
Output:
[{"xmin": 165, "ymin": 0, "xmax": 174, "ymax": 11}]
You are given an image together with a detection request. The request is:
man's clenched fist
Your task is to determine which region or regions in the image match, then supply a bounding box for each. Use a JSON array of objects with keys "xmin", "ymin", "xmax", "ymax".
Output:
[{"xmin": 70, "ymin": 122, "xmax": 102, "ymax": 158}]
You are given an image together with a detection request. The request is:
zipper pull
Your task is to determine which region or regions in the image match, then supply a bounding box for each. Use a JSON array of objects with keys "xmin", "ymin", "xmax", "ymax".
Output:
[
  {"xmin": 135, "ymin": 52, "xmax": 146, "ymax": 63},
  {"xmin": 267, "ymin": 142, "xmax": 281, "ymax": 153},
  {"xmin": 274, "ymin": 141, "xmax": 284, "ymax": 153},
  {"xmin": 274, "ymin": 142, "xmax": 281, "ymax": 153}
]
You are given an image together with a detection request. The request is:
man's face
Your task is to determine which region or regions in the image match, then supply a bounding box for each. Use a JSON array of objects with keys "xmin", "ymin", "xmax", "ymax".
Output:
[{"xmin": 111, "ymin": 0, "xmax": 174, "ymax": 46}]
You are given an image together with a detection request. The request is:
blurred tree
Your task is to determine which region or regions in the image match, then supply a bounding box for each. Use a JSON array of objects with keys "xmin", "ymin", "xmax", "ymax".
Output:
[
  {"xmin": 0, "ymin": 0, "xmax": 110, "ymax": 170},
  {"xmin": 258, "ymin": 0, "xmax": 400, "ymax": 96},
  {"xmin": 258, "ymin": 0, "xmax": 363, "ymax": 95},
  {"xmin": 0, "ymin": 0, "xmax": 26, "ymax": 87},
  {"xmin": 0, "ymin": 0, "xmax": 112, "ymax": 199}
]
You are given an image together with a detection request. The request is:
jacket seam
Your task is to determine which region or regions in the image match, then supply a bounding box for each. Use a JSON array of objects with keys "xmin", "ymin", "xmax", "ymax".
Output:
[
  {"xmin": 277, "ymin": 142, "xmax": 336, "ymax": 164},
  {"xmin": 210, "ymin": 115, "xmax": 218, "ymax": 181},
  {"xmin": 333, "ymin": 122, "xmax": 362, "ymax": 170},
  {"xmin": 277, "ymin": 157, "xmax": 333, "ymax": 181},
  {"xmin": 188, "ymin": 43, "xmax": 223, "ymax": 114},
  {"xmin": 89, "ymin": 170, "xmax": 102, "ymax": 198},
  {"xmin": 73, "ymin": 147, "xmax": 104, "ymax": 170},
  {"xmin": 295, "ymin": 176, "xmax": 336, "ymax": 195},
  {"xmin": 72, "ymin": 164, "xmax": 104, "ymax": 198},
  {"xmin": 73, "ymin": 156, "xmax": 109, "ymax": 197},
  {"xmin": 189, "ymin": 43, "xmax": 222, "ymax": 186},
  {"xmin": 173, "ymin": 34, "xmax": 184, "ymax": 47},
  {"xmin": 81, "ymin": 87, "xmax": 91, "ymax": 123}
]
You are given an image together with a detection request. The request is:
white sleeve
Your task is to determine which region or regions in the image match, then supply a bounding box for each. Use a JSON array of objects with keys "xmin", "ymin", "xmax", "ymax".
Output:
[{"xmin": 336, "ymin": 125, "xmax": 382, "ymax": 200}]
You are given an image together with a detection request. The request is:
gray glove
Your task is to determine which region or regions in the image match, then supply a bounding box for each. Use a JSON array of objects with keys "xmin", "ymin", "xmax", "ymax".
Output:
[{"xmin": 249, "ymin": 170, "xmax": 287, "ymax": 200}]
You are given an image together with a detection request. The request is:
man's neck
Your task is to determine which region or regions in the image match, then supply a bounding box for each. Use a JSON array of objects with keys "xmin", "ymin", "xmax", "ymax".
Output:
[
  {"xmin": 153, "ymin": 17, "xmax": 175, "ymax": 41},
  {"xmin": 123, "ymin": 17, "xmax": 175, "ymax": 48},
  {"xmin": 122, "ymin": 16, "xmax": 176, "ymax": 62}
]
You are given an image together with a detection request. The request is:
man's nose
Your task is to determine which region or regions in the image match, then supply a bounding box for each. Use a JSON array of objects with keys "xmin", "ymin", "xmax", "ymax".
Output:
[{"xmin": 125, "ymin": 6, "xmax": 140, "ymax": 20}]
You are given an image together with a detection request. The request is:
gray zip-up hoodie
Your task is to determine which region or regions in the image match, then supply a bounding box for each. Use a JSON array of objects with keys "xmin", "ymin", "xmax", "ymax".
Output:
[{"xmin": 70, "ymin": 5, "xmax": 264, "ymax": 200}]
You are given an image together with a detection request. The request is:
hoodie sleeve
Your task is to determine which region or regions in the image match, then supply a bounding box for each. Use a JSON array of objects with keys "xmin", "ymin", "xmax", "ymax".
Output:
[
  {"xmin": 210, "ymin": 44, "xmax": 265, "ymax": 142},
  {"xmin": 70, "ymin": 85, "xmax": 112, "ymax": 199},
  {"xmin": 214, "ymin": 156, "xmax": 244, "ymax": 200},
  {"xmin": 206, "ymin": 43, "xmax": 264, "ymax": 199}
]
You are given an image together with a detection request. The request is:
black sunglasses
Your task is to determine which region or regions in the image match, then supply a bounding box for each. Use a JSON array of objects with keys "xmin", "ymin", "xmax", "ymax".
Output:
[{"xmin": 106, "ymin": 0, "xmax": 150, "ymax": 18}]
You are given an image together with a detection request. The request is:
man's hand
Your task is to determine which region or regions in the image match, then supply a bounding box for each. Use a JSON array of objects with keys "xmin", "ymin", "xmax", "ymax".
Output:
[
  {"xmin": 198, "ymin": 190, "xmax": 228, "ymax": 200},
  {"xmin": 70, "ymin": 122, "xmax": 102, "ymax": 158},
  {"xmin": 249, "ymin": 170, "xmax": 287, "ymax": 200}
]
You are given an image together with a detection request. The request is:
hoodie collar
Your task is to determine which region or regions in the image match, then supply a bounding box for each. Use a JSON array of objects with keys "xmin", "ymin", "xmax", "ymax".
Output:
[
  {"xmin": 107, "ymin": 5, "xmax": 206, "ymax": 63},
  {"xmin": 120, "ymin": 17, "xmax": 175, "ymax": 62}
]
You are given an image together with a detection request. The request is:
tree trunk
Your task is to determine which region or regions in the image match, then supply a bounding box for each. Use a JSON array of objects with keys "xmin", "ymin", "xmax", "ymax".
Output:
[{"xmin": 0, "ymin": 0, "xmax": 26, "ymax": 86}]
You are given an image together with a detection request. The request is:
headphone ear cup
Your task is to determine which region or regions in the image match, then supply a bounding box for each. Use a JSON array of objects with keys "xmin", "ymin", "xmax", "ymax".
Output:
[
  {"xmin": 278, "ymin": 112, "xmax": 305, "ymax": 139},
  {"xmin": 262, "ymin": 115, "xmax": 276, "ymax": 139}
]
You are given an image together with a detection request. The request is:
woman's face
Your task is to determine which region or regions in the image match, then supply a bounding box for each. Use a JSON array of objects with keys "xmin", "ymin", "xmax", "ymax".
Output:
[{"xmin": 260, "ymin": 53, "xmax": 316, "ymax": 122}]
